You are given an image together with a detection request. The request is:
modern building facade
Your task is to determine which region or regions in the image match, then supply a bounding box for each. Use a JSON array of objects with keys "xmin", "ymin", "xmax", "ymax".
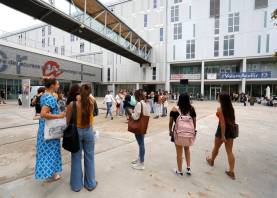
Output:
[
  {"xmin": 0, "ymin": 40, "xmax": 102, "ymax": 99},
  {"xmin": 1, "ymin": 0, "xmax": 277, "ymax": 99}
]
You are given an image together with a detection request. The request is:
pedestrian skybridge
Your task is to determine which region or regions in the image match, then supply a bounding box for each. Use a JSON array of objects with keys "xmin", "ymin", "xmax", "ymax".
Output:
[{"xmin": 0, "ymin": 0, "xmax": 152, "ymax": 65}]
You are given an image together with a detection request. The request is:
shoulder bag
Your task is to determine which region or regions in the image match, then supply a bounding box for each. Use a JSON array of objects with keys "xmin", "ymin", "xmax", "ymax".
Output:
[
  {"xmin": 128, "ymin": 102, "xmax": 150, "ymax": 135},
  {"xmin": 62, "ymin": 101, "xmax": 80, "ymax": 153}
]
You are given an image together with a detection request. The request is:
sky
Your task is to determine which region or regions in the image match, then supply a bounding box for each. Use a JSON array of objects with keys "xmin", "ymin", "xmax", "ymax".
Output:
[{"xmin": 0, "ymin": 0, "xmax": 117, "ymax": 34}]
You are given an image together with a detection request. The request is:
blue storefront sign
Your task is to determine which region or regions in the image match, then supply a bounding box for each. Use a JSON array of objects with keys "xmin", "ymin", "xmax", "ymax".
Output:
[{"xmin": 219, "ymin": 72, "xmax": 271, "ymax": 79}]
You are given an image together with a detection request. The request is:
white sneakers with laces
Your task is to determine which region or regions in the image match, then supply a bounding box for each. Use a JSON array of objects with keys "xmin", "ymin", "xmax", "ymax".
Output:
[{"xmin": 131, "ymin": 158, "xmax": 145, "ymax": 170}]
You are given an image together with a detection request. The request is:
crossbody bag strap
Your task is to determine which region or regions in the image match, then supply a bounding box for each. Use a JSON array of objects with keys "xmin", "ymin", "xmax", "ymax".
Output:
[{"xmin": 140, "ymin": 102, "xmax": 143, "ymax": 119}]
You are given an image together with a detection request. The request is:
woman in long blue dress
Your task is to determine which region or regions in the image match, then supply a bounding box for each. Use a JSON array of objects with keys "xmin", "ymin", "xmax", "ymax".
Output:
[{"xmin": 35, "ymin": 78, "xmax": 65, "ymax": 181}]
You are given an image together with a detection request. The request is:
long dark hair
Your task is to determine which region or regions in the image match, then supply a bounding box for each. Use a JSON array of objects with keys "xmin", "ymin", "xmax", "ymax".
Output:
[
  {"xmin": 219, "ymin": 92, "xmax": 235, "ymax": 124},
  {"xmin": 177, "ymin": 93, "xmax": 192, "ymax": 115},
  {"xmin": 134, "ymin": 89, "xmax": 145, "ymax": 102},
  {"xmin": 42, "ymin": 78, "xmax": 57, "ymax": 89},
  {"xmin": 80, "ymin": 84, "xmax": 93, "ymax": 126},
  {"xmin": 66, "ymin": 84, "xmax": 80, "ymax": 105}
]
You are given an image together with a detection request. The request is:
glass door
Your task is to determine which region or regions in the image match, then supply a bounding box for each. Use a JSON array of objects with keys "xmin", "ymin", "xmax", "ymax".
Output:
[{"xmin": 210, "ymin": 87, "xmax": 221, "ymax": 100}]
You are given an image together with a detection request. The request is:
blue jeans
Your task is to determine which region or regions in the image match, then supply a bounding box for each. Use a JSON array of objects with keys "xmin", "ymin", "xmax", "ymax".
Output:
[
  {"xmin": 135, "ymin": 134, "xmax": 145, "ymax": 163},
  {"xmin": 70, "ymin": 127, "xmax": 96, "ymax": 191},
  {"xmin": 106, "ymin": 102, "xmax": 113, "ymax": 118}
]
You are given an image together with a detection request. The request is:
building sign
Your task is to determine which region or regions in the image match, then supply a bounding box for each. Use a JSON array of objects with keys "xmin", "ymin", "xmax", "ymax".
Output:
[
  {"xmin": 207, "ymin": 73, "xmax": 217, "ymax": 80},
  {"xmin": 0, "ymin": 44, "xmax": 102, "ymax": 82},
  {"xmin": 219, "ymin": 72, "xmax": 271, "ymax": 79},
  {"xmin": 42, "ymin": 61, "xmax": 63, "ymax": 77},
  {"xmin": 171, "ymin": 74, "xmax": 201, "ymax": 80}
]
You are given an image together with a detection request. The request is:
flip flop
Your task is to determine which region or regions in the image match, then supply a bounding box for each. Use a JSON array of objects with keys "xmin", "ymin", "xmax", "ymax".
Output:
[{"xmin": 225, "ymin": 171, "xmax": 236, "ymax": 180}]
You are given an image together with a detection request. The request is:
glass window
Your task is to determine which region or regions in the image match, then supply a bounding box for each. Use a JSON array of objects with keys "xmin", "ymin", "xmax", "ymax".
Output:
[
  {"xmin": 223, "ymin": 35, "xmax": 235, "ymax": 56},
  {"xmin": 107, "ymin": 68, "xmax": 111, "ymax": 82},
  {"xmin": 160, "ymin": 27, "xmax": 164, "ymax": 41},
  {"xmin": 214, "ymin": 16, "xmax": 219, "ymax": 34},
  {"xmin": 80, "ymin": 42, "xmax": 84, "ymax": 53},
  {"xmin": 144, "ymin": 14, "xmax": 148, "ymax": 27},
  {"xmin": 189, "ymin": 5, "xmax": 192, "ymax": 19},
  {"xmin": 257, "ymin": 35, "xmax": 261, "ymax": 53},
  {"xmin": 193, "ymin": 24, "xmax": 195, "ymax": 37},
  {"xmin": 174, "ymin": 0, "xmax": 182, "ymax": 3},
  {"xmin": 171, "ymin": 5, "xmax": 179, "ymax": 22},
  {"xmin": 48, "ymin": 25, "xmax": 51, "ymax": 35},
  {"xmin": 173, "ymin": 45, "xmax": 176, "ymax": 60},
  {"xmin": 61, "ymin": 46, "xmax": 65, "ymax": 55},
  {"xmin": 42, "ymin": 27, "xmax": 45, "ymax": 37},
  {"xmin": 214, "ymin": 37, "xmax": 219, "ymax": 57},
  {"xmin": 153, "ymin": 0, "xmax": 157, "ymax": 8},
  {"xmin": 228, "ymin": 0, "xmax": 232, "ymax": 12},
  {"xmin": 228, "ymin": 13, "xmax": 239, "ymax": 32},
  {"xmin": 47, "ymin": 37, "xmax": 50, "ymax": 46},
  {"xmin": 186, "ymin": 40, "xmax": 195, "ymax": 59},
  {"xmin": 266, "ymin": 34, "xmax": 270, "ymax": 53},
  {"xmin": 70, "ymin": 34, "xmax": 74, "ymax": 42},
  {"xmin": 173, "ymin": 23, "xmax": 182, "ymax": 40},
  {"xmin": 210, "ymin": 0, "xmax": 220, "ymax": 17},
  {"xmin": 255, "ymin": 0, "xmax": 268, "ymax": 9},
  {"xmin": 54, "ymin": 47, "xmax": 58, "ymax": 54},
  {"xmin": 53, "ymin": 38, "xmax": 55, "ymax": 46},
  {"xmin": 264, "ymin": 11, "xmax": 267, "ymax": 28},
  {"xmin": 152, "ymin": 67, "xmax": 156, "ymax": 80},
  {"xmin": 42, "ymin": 38, "xmax": 45, "ymax": 47}
]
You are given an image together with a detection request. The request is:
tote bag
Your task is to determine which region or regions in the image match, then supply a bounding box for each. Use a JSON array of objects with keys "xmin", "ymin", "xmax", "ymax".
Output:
[
  {"xmin": 128, "ymin": 102, "xmax": 150, "ymax": 135},
  {"xmin": 44, "ymin": 118, "xmax": 66, "ymax": 140},
  {"xmin": 62, "ymin": 102, "xmax": 80, "ymax": 153}
]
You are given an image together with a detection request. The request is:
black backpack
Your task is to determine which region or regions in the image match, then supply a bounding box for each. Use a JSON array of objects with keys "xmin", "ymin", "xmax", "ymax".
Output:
[{"xmin": 62, "ymin": 101, "xmax": 80, "ymax": 153}]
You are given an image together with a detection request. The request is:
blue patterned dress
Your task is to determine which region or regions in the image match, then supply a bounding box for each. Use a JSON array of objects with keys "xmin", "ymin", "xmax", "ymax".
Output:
[{"xmin": 35, "ymin": 93, "xmax": 62, "ymax": 180}]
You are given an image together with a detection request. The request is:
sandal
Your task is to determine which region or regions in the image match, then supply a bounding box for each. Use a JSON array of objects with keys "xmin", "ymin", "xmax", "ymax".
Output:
[
  {"xmin": 52, "ymin": 173, "xmax": 61, "ymax": 181},
  {"xmin": 206, "ymin": 157, "xmax": 214, "ymax": 167},
  {"xmin": 225, "ymin": 171, "xmax": 236, "ymax": 180}
]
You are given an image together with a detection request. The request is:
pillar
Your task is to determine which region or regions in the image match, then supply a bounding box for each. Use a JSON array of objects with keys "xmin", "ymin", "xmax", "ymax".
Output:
[
  {"xmin": 165, "ymin": 63, "xmax": 170, "ymax": 92},
  {"xmin": 112, "ymin": 83, "xmax": 115, "ymax": 96},
  {"xmin": 201, "ymin": 61, "xmax": 205, "ymax": 96},
  {"xmin": 241, "ymin": 58, "xmax": 247, "ymax": 93},
  {"xmin": 136, "ymin": 83, "xmax": 139, "ymax": 90}
]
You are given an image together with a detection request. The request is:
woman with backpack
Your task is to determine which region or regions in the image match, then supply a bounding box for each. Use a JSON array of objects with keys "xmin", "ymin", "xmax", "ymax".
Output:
[
  {"xmin": 66, "ymin": 84, "xmax": 97, "ymax": 192},
  {"xmin": 169, "ymin": 93, "xmax": 196, "ymax": 176},
  {"xmin": 206, "ymin": 93, "xmax": 236, "ymax": 180}
]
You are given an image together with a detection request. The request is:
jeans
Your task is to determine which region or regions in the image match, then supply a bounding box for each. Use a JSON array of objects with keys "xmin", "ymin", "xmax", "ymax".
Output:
[
  {"xmin": 150, "ymin": 99, "xmax": 154, "ymax": 113},
  {"xmin": 162, "ymin": 107, "xmax": 167, "ymax": 116},
  {"xmin": 106, "ymin": 102, "xmax": 113, "ymax": 118},
  {"xmin": 70, "ymin": 127, "xmax": 96, "ymax": 191},
  {"xmin": 155, "ymin": 103, "xmax": 161, "ymax": 117},
  {"xmin": 120, "ymin": 101, "xmax": 125, "ymax": 115},
  {"xmin": 135, "ymin": 134, "xmax": 145, "ymax": 163}
]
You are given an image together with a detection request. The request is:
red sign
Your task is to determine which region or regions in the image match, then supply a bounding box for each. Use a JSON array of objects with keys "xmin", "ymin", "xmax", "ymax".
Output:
[{"xmin": 42, "ymin": 61, "xmax": 63, "ymax": 77}]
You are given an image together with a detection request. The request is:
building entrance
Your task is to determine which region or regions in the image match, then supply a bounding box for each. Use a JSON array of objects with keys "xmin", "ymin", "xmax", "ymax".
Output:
[{"xmin": 210, "ymin": 86, "xmax": 221, "ymax": 100}]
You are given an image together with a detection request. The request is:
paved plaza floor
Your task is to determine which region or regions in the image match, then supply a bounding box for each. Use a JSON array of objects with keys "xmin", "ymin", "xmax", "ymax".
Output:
[{"xmin": 0, "ymin": 100, "xmax": 276, "ymax": 198}]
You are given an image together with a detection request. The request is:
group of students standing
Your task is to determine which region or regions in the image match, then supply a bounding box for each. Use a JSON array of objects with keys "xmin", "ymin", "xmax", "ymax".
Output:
[
  {"xmin": 35, "ymin": 78, "xmax": 97, "ymax": 192},
  {"xmin": 34, "ymin": 78, "xmax": 237, "ymax": 193}
]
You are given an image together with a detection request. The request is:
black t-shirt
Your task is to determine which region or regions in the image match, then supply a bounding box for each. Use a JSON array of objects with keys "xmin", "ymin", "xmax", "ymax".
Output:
[{"xmin": 170, "ymin": 107, "xmax": 196, "ymax": 123}]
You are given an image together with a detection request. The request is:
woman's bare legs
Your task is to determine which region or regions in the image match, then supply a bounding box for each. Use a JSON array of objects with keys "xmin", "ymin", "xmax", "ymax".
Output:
[
  {"xmin": 175, "ymin": 145, "xmax": 183, "ymax": 173},
  {"xmin": 184, "ymin": 146, "xmax": 190, "ymax": 168},
  {"xmin": 207, "ymin": 137, "xmax": 223, "ymax": 166},
  {"xmin": 225, "ymin": 139, "xmax": 235, "ymax": 173}
]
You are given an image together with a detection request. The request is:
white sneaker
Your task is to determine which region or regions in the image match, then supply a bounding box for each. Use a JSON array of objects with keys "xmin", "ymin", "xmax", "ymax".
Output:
[
  {"xmin": 132, "ymin": 162, "xmax": 145, "ymax": 170},
  {"xmin": 186, "ymin": 167, "xmax": 191, "ymax": 176},
  {"xmin": 131, "ymin": 159, "xmax": 140, "ymax": 165},
  {"xmin": 174, "ymin": 169, "xmax": 184, "ymax": 176}
]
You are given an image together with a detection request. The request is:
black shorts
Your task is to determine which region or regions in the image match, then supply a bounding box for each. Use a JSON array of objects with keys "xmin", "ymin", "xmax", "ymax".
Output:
[
  {"xmin": 215, "ymin": 124, "xmax": 235, "ymax": 139},
  {"xmin": 116, "ymin": 103, "xmax": 120, "ymax": 108}
]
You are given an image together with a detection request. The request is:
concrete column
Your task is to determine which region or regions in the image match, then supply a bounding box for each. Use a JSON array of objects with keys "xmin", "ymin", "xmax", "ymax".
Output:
[
  {"xmin": 136, "ymin": 83, "xmax": 139, "ymax": 90},
  {"xmin": 201, "ymin": 61, "xmax": 205, "ymax": 96},
  {"xmin": 242, "ymin": 58, "xmax": 247, "ymax": 93},
  {"xmin": 112, "ymin": 83, "xmax": 115, "ymax": 96},
  {"xmin": 165, "ymin": 63, "xmax": 170, "ymax": 92}
]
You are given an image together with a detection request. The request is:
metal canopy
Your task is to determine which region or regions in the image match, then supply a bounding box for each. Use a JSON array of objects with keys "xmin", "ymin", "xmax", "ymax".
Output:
[{"xmin": 0, "ymin": 0, "xmax": 152, "ymax": 65}]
